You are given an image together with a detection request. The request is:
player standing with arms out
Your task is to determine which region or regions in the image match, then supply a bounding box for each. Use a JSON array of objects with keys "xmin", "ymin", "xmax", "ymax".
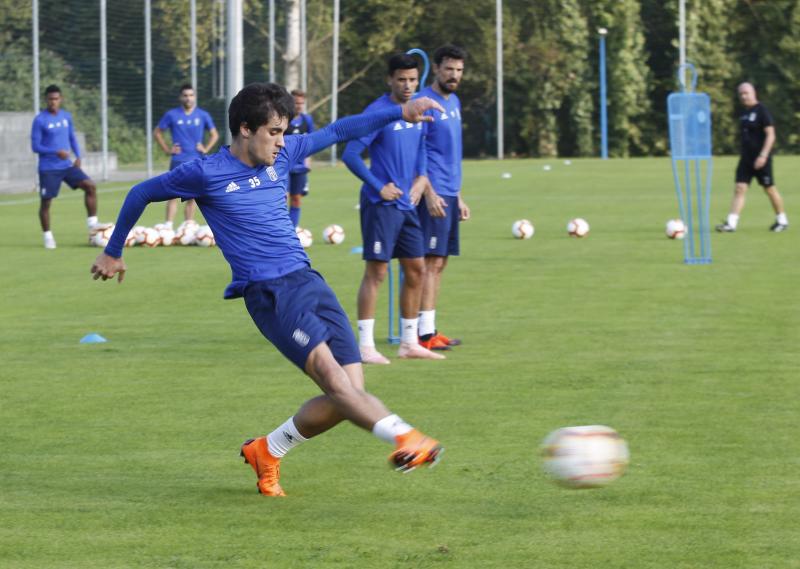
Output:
[
  {"xmin": 414, "ymin": 45, "xmax": 471, "ymax": 351},
  {"xmin": 31, "ymin": 85, "xmax": 107, "ymax": 249},
  {"xmin": 286, "ymin": 89, "xmax": 315, "ymax": 228},
  {"xmin": 716, "ymin": 82, "xmax": 788, "ymax": 233},
  {"xmin": 153, "ymin": 84, "xmax": 219, "ymax": 230},
  {"xmin": 342, "ymin": 54, "xmax": 444, "ymax": 365},
  {"xmin": 91, "ymin": 83, "xmax": 445, "ymax": 497}
]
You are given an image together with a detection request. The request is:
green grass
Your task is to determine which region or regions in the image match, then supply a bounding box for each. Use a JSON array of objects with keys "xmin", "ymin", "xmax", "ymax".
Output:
[{"xmin": 1, "ymin": 156, "xmax": 798, "ymax": 568}]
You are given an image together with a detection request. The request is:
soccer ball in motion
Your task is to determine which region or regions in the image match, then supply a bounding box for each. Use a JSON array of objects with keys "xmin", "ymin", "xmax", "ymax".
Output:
[
  {"xmin": 322, "ymin": 224, "xmax": 345, "ymax": 245},
  {"xmin": 541, "ymin": 425, "xmax": 629, "ymax": 489},
  {"xmin": 567, "ymin": 218, "xmax": 590, "ymax": 237},
  {"xmin": 295, "ymin": 226, "xmax": 313, "ymax": 248},
  {"xmin": 511, "ymin": 219, "xmax": 534, "ymax": 239},
  {"xmin": 665, "ymin": 219, "xmax": 687, "ymax": 240},
  {"xmin": 195, "ymin": 225, "xmax": 215, "ymax": 247}
]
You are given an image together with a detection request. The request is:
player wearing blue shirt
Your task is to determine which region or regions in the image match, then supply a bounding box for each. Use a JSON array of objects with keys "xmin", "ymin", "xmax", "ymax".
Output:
[
  {"xmin": 91, "ymin": 83, "xmax": 445, "ymax": 497},
  {"xmin": 286, "ymin": 89, "xmax": 315, "ymax": 227},
  {"xmin": 415, "ymin": 45, "xmax": 471, "ymax": 352},
  {"xmin": 31, "ymin": 85, "xmax": 107, "ymax": 249},
  {"xmin": 343, "ymin": 54, "xmax": 445, "ymax": 365},
  {"xmin": 153, "ymin": 84, "xmax": 219, "ymax": 230}
]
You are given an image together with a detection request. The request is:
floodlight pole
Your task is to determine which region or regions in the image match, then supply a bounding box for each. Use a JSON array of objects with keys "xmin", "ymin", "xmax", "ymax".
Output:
[
  {"xmin": 32, "ymin": 0, "xmax": 39, "ymax": 114},
  {"xmin": 496, "ymin": 0, "xmax": 504, "ymax": 160},
  {"xmin": 145, "ymin": 0, "xmax": 153, "ymax": 177},
  {"xmin": 598, "ymin": 27, "xmax": 608, "ymax": 160},
  {"xmin": 101, "ymin": 0, "xmax": 108, "ymax": 180},
  {"xmin": 269, "ymin": 0, "xmax": 276, "ymax": 82},
  {"xmin": 330, "ymin": 0, "xmax": 340, "ymax": 165},
  {"xmin": 191, "ymin": 0, "xmax": 197, "ymax": 101},
  {"xmin": 226, "ymin": 0, "xmax": 244, "ymax": 144},
  {"xmin": 300, "ymin": 0, "xmax": 307, "ymax": 92},
  {"xmin": 679, "ymin": 0, "xmax": 686, "ymax": 69}
]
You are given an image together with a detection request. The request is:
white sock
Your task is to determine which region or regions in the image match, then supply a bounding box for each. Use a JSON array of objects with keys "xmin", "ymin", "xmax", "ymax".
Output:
[
  {"xmin": 371, "ymin": 414, "xmax": 413, "ymax": 444},
  {"xmin": 726, "ymin": 213, "xmax": 739, "ymax": 229},
  {"xmin": 777, "ymin": 212, "xmax": 788, "ymax": 225},
  {"xmin": 400, "ymin": 317, "xmax": 419, "ymax": 344},
  {"xmin": 266, "ymin": 417, "xmax": 308, "ymax": 458},
  {"xmin": 164, "ymin": 220, "xmax": 173, "ymax": 230},
  {"xmin": 357, "ymin": 319, "xmax": 375, "ymax": 347},
  {"xmin": 43, "ymin": 230, "xmax": 54, "ymax": 239},
  {"xmin": 418, "ymin": 310, "xmax": 436, "ymax": 337},
  {"xmin": 87, "ymin": 216, "xmax": 98, "ymax": 228}
]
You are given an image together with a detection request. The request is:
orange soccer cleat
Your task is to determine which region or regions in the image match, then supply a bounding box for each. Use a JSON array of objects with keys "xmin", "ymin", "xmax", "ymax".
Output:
[
  {"xmin": 418, "ymin": 334, "xmax": 451, "ymax": 351},
  {"xmin": 240, "ymin": 437, "xmax": 286, "ymax": 497},
  {"xmin": 388, "ymin": 429, "xmax": 444, "ymax": 473},
  {"xmin": 432, "ymin": 331, "xmax": 461, "ymax": 347}
]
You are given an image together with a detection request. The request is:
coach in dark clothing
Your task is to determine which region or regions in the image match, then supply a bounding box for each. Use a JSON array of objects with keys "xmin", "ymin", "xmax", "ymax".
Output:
[{"xmin": 717, "ymin": 82, "xmax": 789, "ymax": 233}]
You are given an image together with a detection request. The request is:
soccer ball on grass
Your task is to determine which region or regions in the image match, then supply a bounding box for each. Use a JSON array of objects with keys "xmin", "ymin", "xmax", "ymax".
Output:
[
  {"xmin": 567, "ymin": 218, "xmax": 590, "ymax": 237},
  {"xmin": 511, "ymin": 219, "xmax": 535, "ymax": 239},
  {"xmin": 665, "ymin": 219, "xmax": 687, "ymax": 240},
  {"xmin": 322, "ymin": 224, "xmax": 345, "ymax": 244},
  {"xmin": 541, "ymin": 425, "xmax": 629, "ymax": 488}
]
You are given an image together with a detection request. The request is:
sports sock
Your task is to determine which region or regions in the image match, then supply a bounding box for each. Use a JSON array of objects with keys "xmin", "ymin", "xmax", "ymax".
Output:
[
  {"xmin": 43, "ymin": 230, "xmax": 54, "ymax": 239},
  {"xmin": 777, "ymin": 212, "xmax": 788, "ymax": 225},
  {"xmin": 418, "ymin": 310, "xmax": 436, "ymax": 337},
  {"xmin": 400, "ymin": 317, "xmax": 419, "ymax": 345},
  {"xmin": 357, "ymin": 319, "xmax": 375, "ymax": 347},
  {"xmin": 289, "ymin": 206, "xmax": 301, "ymax": 227},
  {"xmin": 372, "ymin": 414, "xmax": 413, "ymax": 444},
  {"xmin": 726, "ymin": 213, "xmax": 739, "ymax": 229},
  {"xmin": 266, "ymin": 417, "xmax": 308, "ymax": 458},
  {"xmin": 87, "ymin": 216, "xmax": 98, "ymax": 228},
  {"xmin": 164, "ymin": 220, "xmax": 173, "ymax": 230}
]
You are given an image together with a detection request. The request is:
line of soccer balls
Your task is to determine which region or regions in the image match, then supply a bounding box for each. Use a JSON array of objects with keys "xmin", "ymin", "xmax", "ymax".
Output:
[
  {"xmin": 511, "ymin": 218, "xmax": 688, "ymax": 240},
  {"xmin": 89, "ymin": 220, "xmax": 216, "ymax": 248}
]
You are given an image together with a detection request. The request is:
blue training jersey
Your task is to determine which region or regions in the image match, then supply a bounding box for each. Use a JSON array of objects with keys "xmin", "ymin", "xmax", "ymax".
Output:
[
  {"xmin": 157, "ymin": 106, "xmax": 216, "ymax": 162},
  {"xmin": 353, "ymin": 94, "xmax": 424, "ymax": 211},
  {"xmin": 30, "ymin": 109, "xmax": 81, "ymax": 171},
  {"xmin": 105, "ymin": 105, "xmax": 403, "ymax": 299},
  {"xmin": 420, "ymin": 86, "xmax": 462, "ymax": 197},
  {"xmin": 287, "ymin": 113, "xmax": 315, "ymax": 174}
]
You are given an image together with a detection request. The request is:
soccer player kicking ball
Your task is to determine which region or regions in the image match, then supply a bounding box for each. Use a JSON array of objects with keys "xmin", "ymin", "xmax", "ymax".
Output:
[
  {"xmin": 342, "ymin": 54, "xmax": 445, "ymax": 364},
  {"xmin": 91, "ymin": 83, "xmax": 444, "ymax": 497}
]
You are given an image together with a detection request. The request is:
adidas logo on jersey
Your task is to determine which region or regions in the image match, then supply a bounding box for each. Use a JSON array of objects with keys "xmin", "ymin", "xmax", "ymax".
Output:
[{"xmin": 225, "ymin": 181, "xmax": 240, "ymax": 193}]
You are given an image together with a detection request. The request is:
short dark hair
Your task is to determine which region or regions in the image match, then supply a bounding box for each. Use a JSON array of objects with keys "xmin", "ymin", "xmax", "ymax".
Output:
[
  {"xmin": 228, "ymin": 82, "xmax": 294, "ymax": 138},
  {"xmin": 387, "ymin": 53, "xmax": 419, "ymax": 76},
  {"xmin": 433, "ymin": 44, "xmax": 467, "ymax": 65},
  {"xmin": 44, "ymin": 84, "xmax": 61, "ymax": 96},
  {"xmin": 291, "ymin": 89, "xmax": 306, "ymax": 97},
  {"xmin": 179, "ymin": 83, "xmax": 194, "ymax": 93}
]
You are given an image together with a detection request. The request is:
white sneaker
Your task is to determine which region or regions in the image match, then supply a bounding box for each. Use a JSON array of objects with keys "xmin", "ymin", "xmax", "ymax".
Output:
[
  {"xmin": 397, "ymin": 342, "xmax": 446, "ymax": 360},
  {"xmin": 154, "ymin": 222, "xmax": 173, "ymax": 231},
  {"xmin": 43, "ymin": 234, "xmax": 56, "ymax": 249},
  {"xmin": 89, "ymin": 221, "xmax": 113, "ymax": 235},
  {"xmin": 360, "ymin": 346, "xmax": 391, "ymax": 365}
]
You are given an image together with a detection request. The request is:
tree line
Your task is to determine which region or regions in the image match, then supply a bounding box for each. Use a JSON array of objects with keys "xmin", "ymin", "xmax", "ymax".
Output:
[{"xmin": 2, "ymin": 0, "xmax": 799, "ymax": 162}]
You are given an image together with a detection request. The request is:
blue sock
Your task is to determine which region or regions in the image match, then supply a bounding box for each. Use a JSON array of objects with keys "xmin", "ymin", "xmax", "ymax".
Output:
[{"xmin": 290, "ymin": 206, "xmax": 301, "ymax": 227}]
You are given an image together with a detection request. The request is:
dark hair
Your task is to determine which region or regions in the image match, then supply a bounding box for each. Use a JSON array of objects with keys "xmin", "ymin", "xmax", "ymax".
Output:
[
  {"xmin": 179, "ymin": 83, "xmax": 194, "ymax": 93},
  {"xmin": 291, "ymin": 89, "xmax": 306, "ymax": 97},
  {"xmin": 387, "ymin": 53, "xmax": 419, "ymax": 76},
  {"xmin": 433, "ymin": 44, "xmax": 467, "ymax": 65},
  {"xmin": 228, "ymin": 82, "xmax": 294, "ymax": 138},
  {"xmin": 44, "ymin": 84, "xmax": 61, "ymax": 95}
]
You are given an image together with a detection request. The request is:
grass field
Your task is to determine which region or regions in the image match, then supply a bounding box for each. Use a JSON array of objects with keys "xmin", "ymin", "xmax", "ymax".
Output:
[{"xmin": 1, "ymin": 156, "xmax": 798, "ymax": 568}]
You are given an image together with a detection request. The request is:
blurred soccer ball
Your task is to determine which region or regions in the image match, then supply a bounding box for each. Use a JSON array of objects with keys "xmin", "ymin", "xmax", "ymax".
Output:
[
  {"xmin": 195, "ymin": 225, "xmax": 215, "ymax": 247},
  {"xmin": 322, "ymin": 224, "xmax": 345, "ymax": 245},
  {"xmin": 511, "ymin": 219, "xmax": 534, "ymax": 239},
  {"xmin": 124, "ymin": 229, "xmax": 137, "ymax": 247},
  {"xmin": 665, "ymin": 219, "xmax": 687, "ymax": 240},
  {"xmin": 175, "ymin": 220, "xmax": 199, "ymax": 246},
  {"xmin": 142, "ymin": 227, "xmax": 161, "ymax": 247},
  {"xmin": 296, "ymin": 226, "xmax": 313, "ymax": 248},
  {"xmin": 159, "ymin": 228, "xmax": 176, "ymax": 247},
  {"xmin": 132, "ymin": 226, "xmax": 147, "ymax": 245},
  {"xmin": 567, "ymin": 218, "xmax": 590, "ymax": 237},
  {"xmin": 90, "ymin": 224, "xmax": 115, "ymax": 247},
  {"xmin": 541, "ymin": 425, "xmax": 629, "ymax": 489}
]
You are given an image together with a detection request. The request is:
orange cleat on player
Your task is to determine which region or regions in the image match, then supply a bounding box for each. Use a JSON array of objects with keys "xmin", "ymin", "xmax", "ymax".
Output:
[
  {"xmin": 418, "ymin": 334, "xmax": 451, "ymax": 351},
  {"xmin": 240, "ymin": 437, "xmax": 286, "ymax": 497},
  {"xmin": 389, "ymin": 429, "xmax": 443, "ymax": 473},
  {"xmin": 433, "ymin": 331, "xmax": 461, "ymax": 346}
]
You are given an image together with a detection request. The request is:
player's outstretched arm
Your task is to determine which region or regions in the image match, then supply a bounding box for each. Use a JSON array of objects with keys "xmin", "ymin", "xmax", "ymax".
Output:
[{"xmin": 91, "ymin": 253, "xmax": 127, "ymax": 283}]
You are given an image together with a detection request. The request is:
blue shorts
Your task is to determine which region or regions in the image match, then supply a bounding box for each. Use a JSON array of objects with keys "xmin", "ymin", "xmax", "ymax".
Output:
[
  {"xmin": 243, "ymin": 267, "xmax": 361, "ymax": 371},
  {"xmin": 360, "ymin": 198, "xmax": 425, "ymax": 261},
  {"xmin": 39, "ymin": 167, "xmax": 90, "ymax": 199},
  {"xmin": 417, "ymin": 194, "xmax": 460, "ymax": 257},
  {"xmin": 288, "ymin": 172, "xmax": 309, "ymax": 196}
]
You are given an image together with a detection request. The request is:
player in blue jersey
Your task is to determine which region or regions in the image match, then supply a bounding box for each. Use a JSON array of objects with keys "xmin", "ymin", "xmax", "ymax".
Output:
[
  {"xmin": 31, "ymin": 85, "xmax": 107, "ymax": 249},
  {"xmin": 286, "ymin": 89, "xmax": 315, "ymax": 227},
  {"xmin": 414, "ymin": 45, "xmax": 471, "ymax": 351},
  {"xmin": 153, "ymin": 84, "xmax": 219, "ymax": 230},
  {"xmin": 90, "ymin": 83, "xmax": 445, "ymax": 497},
  {"xmin": 342, "ymin": 54, "xmax": 445, "ymax": 364}
]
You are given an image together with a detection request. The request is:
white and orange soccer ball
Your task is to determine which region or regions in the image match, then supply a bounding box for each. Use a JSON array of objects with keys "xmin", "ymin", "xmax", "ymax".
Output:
[
  {"xmin": 124, "ymin": 229, "xmax": 137, "ymax": 247},
  {"xmin": 322, "ymin": 224, "xmax": 345, "ymax": 245},
  {"xmin": 567, "ymin": 218, "xmax": 590, "ymax": 237},
  {"xmin": 541, "ymin": 425, "xmax": 629, "ymax": 489},
  {"xmin": 195, "ymin": 225, "xmax": 215, "ymax": 247},
  {"xmin": 511, "ymin": 219, "xmax": 535, "ymax": 239},
  {"xmin": 665, "ymin": 219, "xmax": 687, "ymax": 240},
  {"xmin": 176, "ymin": 220, "xmax": 199, "ymax": 246},
  {"xmin": 132, "ymin": 226, "xmax": 147, "ymax": 245},
  {"xmin": 295, "ymin": 226, "xmax": 313, "ymax": 248},
  {"xmin": 158, "ymin": 228, "xmax": 176, "ymax": 247},
  {"xmin": 90, "ymin": 224, "xmax": 116, "ymax": 247},
  {"xmin": 141, "ymin": 227, "xmax": 161, "ymax": 247}
]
